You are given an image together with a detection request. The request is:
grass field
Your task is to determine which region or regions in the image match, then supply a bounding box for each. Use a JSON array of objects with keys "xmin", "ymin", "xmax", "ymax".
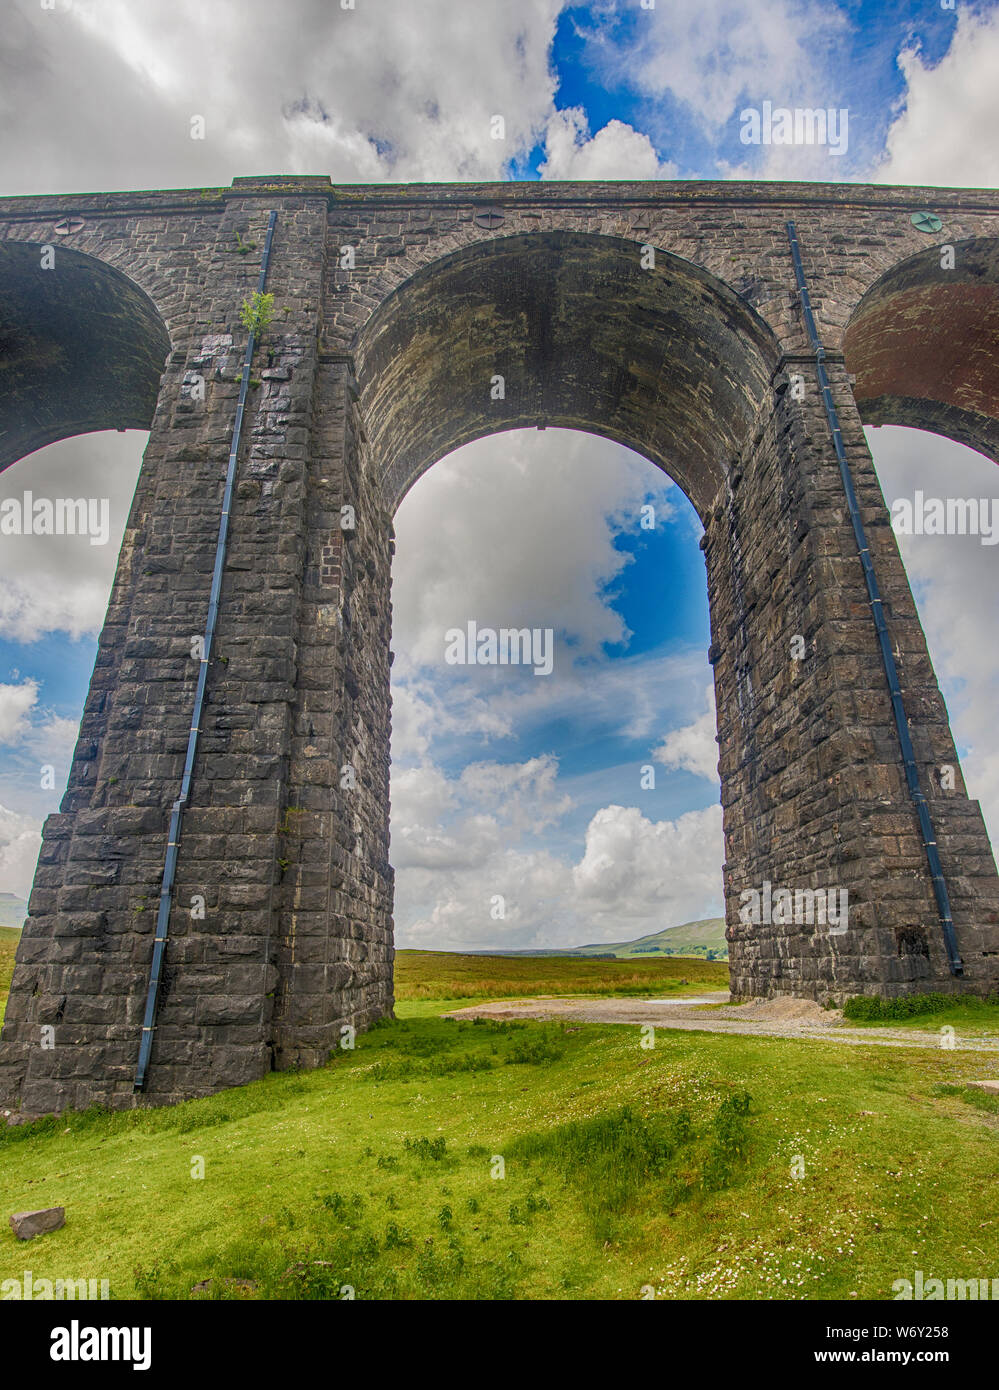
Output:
[
  {"xmin": 841, "ymin": 992, "xmax": 999, "ymax": 1035},
  {"xmin": 2, "ymin": 947, "xmax": 998, "ymax": 1301},
  {"xmin": 394, "ymin": 948, "xmax": 729, "ymax": 1002}
]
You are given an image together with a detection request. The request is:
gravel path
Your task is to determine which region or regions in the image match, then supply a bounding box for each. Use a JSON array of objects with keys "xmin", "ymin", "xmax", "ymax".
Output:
[{"xmin": 444, "ymin": 992, "xmax": 999, "ymax": 1054}]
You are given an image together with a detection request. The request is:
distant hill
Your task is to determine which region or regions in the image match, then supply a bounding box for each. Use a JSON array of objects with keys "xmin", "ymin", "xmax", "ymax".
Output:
[
  {"xmin": 0, "ymin": 893, "xmax": 27, "ymax": 931},
  {"xmin": 471, "ymin": 917, "xmax": 728, "ymax": 961},
  {"xmin": 573, "ymin": 918, "xmax": 727, "ymax": 959}
]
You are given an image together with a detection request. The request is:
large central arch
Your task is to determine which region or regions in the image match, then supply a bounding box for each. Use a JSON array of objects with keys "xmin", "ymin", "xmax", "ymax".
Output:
[{"xmin": 354, "ymin": 231, "xmax": 782, "ymax": 518}]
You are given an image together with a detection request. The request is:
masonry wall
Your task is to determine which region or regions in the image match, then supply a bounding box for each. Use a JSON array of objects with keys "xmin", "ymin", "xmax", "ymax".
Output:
[
  {"xmin": 0, "ymin": 176, "xmax": 997, "ymax": 1116},
  {"xmin": 708, "ymin": 363, "xmax": 999, "ymax": 1000},
  {"xmin": 267, "ymin": 356, "xmax": 396, "ymax": 1072}
]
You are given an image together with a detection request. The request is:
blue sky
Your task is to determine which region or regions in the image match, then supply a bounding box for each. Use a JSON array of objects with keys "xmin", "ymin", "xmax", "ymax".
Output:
[
  {"xmin": 521, "ymin": 0, "xmax": 960, "ymax": 180},
  {"xmin": 0, "ymin": 0, "xmax": 997, "ymax": 950}
]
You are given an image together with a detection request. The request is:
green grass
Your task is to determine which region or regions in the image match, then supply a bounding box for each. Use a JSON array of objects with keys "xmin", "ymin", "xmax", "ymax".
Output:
[
  {"xmin": 2, "ymin": 992, "xmax": 998, "ymax": 1301},
  {"xmin": 934, "ymin": 1084, "xmax": 999, "ymax": 1115},
  {"xmin": 393, "ymin": 948, "xmax": 728, "ymax": 1001},
  {"xmin": 3, "ymin": 947, "xmax": 998, "ymax": 1300},
  {"xmin": 843, "ymin": 992, "xmax": 999, "ymax": 1034}
]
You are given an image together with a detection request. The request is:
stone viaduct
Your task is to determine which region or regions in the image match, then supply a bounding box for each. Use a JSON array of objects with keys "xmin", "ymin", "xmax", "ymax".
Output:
[{"xmin": 0, "ymin": 175, "xmax": 997, "ymax": 1115}]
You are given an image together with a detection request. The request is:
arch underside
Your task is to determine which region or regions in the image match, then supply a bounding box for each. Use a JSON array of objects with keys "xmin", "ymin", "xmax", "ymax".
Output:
[
  {"xmin": 0, "ymin": 241, "xmax": 170, "ymax": 472},
  {"xmin": 354, "ymin": 232, "xmax": 782, "ymax": 519},
  {"xmin": 845, "ymin": 238, "xmax": 999, "ymax": 464}
]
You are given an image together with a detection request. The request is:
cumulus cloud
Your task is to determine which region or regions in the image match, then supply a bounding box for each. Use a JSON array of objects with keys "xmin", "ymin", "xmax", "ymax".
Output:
[
  {"xmin": 876, "ymin": 7, "xmax": 999, "ymax": 187},
  {"xmin": 539, "ymin": 108, "xmax": 677, "ymax": 179},
  {"xmin": 1, "ymin": 0, "xmax": 566, "ymax": 193},
  {"xmin": 0, "ymin": 675, "xmax": 77, "ymax": 770},
  {"xmin": 387, "ymin": 426, "xmax": 724, "ymax": 949},
  {"xmin": 394, "ymin": 757, "xmax": 724, "ymax": 952},
  {"xmin": 0, "ymin": 803, "xmax": 43, "ymax": 900},
  {"xmin": 393, "ymin": 755, "xmax": 570, "ymax": 875},
  {"xmin": 580, "ymin": 0, "xmax": 848, "ymax": 131},
  {"xmin": 29, "ymin": 714, "xmax": 79, "ymax": 764},
  {"xmin": 392, "ymin": 429, "xmax": 675, "ymax": 672},
  {"xmin": 0, "ymin": 680, "xmax": 39, "ymax": 745},
  {"xmin": 0, "ymin": 431, "xmax": 143, "ymax": 642},
  {"xmin": 391, "ymin": 635, "xmax": 714, "ymax": 784},
  {"xmin": 572, "ymin": 802, "xmax": 723, "ymax": 925},
  {"xmin": 653, "ymin": 683, "xmax": 718, "ymax": 781}
]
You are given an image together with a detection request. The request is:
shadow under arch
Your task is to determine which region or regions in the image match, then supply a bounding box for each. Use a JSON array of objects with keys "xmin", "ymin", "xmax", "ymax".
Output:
[
  {"xmin": 844, "ymin": 237, "xmax": 999, "ymax": 464},
  {"xmin": 0, "ymin": 240, "xmax": 171, "ymax": 473},
  {"xmin": 352, "ymin": 231, "xmax": 784, "ymax": 520}
]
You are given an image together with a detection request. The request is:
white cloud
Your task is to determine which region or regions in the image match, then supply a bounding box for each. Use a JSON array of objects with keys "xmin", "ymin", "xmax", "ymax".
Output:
[
  {"xmin": 572, "ymin": 802, "xmax": 724, "ymax": 926},
  {"xmin": 393, "ymin": 755, "xmax": 724, "ymax": 951},
  {"xmin": 877, "ymin": 8, "xmax": 999, "ymax": 187},
  {"xmin": 539, "ymin": 108, "xmax": 677, "ymax": 179},
  {"xmin": 0, "ymin": 578, "xmax": 117, "ymax": 646},
  {"xmin": 583, "ymin": 0, "xmax": 848, "ymax": 132},
  {"xmin": 0, "ymin": 803, "xmax": 43, "ymax": 900},
  {"xmin": 392, "ymin": 429, "xmax": 676, "ymax": 672},
  {"xmin": 392, "ymin": 754, "xmax": 571, "ymax": 874},
  {"xmin": 866, "ymin": 425, "xmax": 999, "ymax": 847},
  {"xmin": 653, "ymin": 683, "xmax": 718, "ymax": 781},
  {"xmin": 388, "ymin": 426, "xmax": 720, "ymax": 948},
  {"xmin": 391, "ymin": 763, "xmax": 459, "ymax": 858},
  {"xmin": 1, "ymin": 0, "xmax": 567, "ymax": 193},
  {"xmin": 0, "ymin": 680, "xmax": 39, "ymax": 745},
  {"xmin": 0, "ymin": 431, "xmax": 143, "ymax": 641},
  {"xmin": 392, "ymin": 641, "xmax": 712, "ymax": 779},
  {"xmin": 29, "ymin": 714, "xmax": 79, "ymax": 765}
]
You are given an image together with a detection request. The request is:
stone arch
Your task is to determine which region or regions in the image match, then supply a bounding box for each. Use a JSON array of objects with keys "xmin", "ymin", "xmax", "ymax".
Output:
[
  {"xmin": 351, "ymin": 231, "xmax": 784, "ymax": 519},
  {"xmin": 0, "ymin": 239, "xmax": 172, "ymax": 471},
  {"xmin": 843, "ymin": 237, "xmax": 999, "ymax": 463}
]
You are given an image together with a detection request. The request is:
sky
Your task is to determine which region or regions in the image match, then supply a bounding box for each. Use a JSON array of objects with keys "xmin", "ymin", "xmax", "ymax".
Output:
[{"xmin": 0, "ymin": 0, "xmax": 997, "ymax": 951}]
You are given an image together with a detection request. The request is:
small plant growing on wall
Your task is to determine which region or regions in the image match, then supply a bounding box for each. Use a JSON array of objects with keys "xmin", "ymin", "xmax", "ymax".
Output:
[
  {"xmin": 233, "ymin": 229, "xmax": 257, "ymax": 255},
  {"xmin": 240, "ymin": 290, "xmax": 275, "ymax": 343}
]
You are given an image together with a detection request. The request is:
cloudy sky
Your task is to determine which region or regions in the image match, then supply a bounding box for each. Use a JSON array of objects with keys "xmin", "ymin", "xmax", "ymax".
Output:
[{"xmin": 0, "ymin": 0, "xmax": 996, "ymax": 951}]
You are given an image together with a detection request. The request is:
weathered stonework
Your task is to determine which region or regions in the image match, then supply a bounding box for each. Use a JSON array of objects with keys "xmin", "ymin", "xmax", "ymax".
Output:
[{"xmin": 0, "ymin": 175, "xmax": 997, "ymax": 1115}]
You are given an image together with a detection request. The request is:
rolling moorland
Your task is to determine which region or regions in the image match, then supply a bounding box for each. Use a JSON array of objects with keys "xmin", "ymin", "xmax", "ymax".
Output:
[{"xmin": 1, "ymin": 939, "xmax": 998, "ymax": 1301}]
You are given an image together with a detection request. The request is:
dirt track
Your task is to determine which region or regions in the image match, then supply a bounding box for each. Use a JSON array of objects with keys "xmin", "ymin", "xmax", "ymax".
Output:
[{"xmin": 444, "ymin": 992, "xmax": 999, "ymax": 1054}]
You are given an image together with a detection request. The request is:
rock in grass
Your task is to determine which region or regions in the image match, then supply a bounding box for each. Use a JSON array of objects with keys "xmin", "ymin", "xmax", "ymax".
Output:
[{"xmin": 9, "ymin": 1207, "xmax": 65, "ymax": 1240}]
